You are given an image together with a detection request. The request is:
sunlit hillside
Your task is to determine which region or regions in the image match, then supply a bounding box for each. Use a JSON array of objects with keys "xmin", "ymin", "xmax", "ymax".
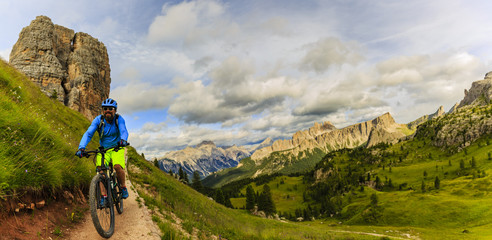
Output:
[{"xmin": 0, "ymin": 59, "xmax": 96, "ymax": 207}]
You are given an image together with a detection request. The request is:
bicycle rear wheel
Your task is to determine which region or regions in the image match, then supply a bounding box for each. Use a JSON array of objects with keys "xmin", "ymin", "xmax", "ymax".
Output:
[{"xmin": 89, "ymin": 174, "xmax": 115, "ymax": 238}]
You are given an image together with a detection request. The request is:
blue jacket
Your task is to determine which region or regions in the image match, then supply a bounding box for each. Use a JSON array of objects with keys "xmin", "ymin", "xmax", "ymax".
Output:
[{"xmin": 78, "ymin": 115, "xmax": 129, "ymax": 149}]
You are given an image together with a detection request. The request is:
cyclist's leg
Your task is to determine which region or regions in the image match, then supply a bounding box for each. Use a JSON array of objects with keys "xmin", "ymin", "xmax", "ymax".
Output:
[
  {"xmin": 110, "ymin": 149, "xmax": 126, "ymax": 188},
  {"xmin": 96, "ymin": 154, "xmax": 107, "ymax": 196}
]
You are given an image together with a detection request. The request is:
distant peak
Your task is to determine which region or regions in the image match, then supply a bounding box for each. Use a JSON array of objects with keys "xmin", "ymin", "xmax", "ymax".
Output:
[
  {"xmin": 197, "ymin": 140, "xmax": 216, "ymax": 148},
  {"xmin": 261, "ymin": 137, "xmax": 273, "ymax": 144}
]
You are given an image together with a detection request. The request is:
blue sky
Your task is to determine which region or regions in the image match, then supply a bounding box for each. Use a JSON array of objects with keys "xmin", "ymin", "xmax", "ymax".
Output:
[{"xmin": 1, "ymin": 0, "xmax": 492, "ymax": 159}]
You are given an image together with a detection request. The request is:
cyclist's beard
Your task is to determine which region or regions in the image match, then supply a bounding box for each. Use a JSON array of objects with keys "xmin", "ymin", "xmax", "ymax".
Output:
[{"xmin": 104, "ymin": 112, "xmax": 114, "ymax": 123}]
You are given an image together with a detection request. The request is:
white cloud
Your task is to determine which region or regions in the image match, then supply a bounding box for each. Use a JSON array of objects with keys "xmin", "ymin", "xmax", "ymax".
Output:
[
  {"xmin": 0, "ymin": 48, "xmax": 10, "ymax": 61},
  {"xmin": 110, "ymin": 81, "xmax": 175, "ymax": 114},
  {"xmin": 147, "ymin": 0, "xmax": 225, "ymax": 46},
  {"xmin": 299, "ymin": 37, "xmax": 364, "ymax": 73}
]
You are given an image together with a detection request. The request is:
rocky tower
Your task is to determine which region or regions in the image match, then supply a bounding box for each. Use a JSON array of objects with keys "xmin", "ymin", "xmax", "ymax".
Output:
[{"xmin": 9, "ymin": 16, "xmax": 111, "ymax": 120}]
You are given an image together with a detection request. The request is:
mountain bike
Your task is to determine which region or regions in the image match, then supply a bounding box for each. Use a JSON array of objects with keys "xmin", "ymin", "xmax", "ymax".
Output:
[{"xmin": 81, "ymin": 144, "xmax": 129, "ymax": 238}]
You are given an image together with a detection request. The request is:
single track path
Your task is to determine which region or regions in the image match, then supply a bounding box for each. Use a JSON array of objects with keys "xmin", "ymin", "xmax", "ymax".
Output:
[
  {"xmin": 67, "ymin": 177, "xmax": 160, "ymax": 240},
  {"xmin": 67, "ymin": 149, "xmax": 160, "ymax": 240}
]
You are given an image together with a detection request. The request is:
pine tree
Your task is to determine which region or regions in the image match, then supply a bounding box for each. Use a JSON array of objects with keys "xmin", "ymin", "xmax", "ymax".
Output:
[
  {"xmin": 258, "ymin": 184, "xmax": 276, "ymax": 216},
  {"xmin": 434, "ymin": 176, "xmax": 440, "ymax": 189},
  {"xmin": 184, "ymin": 172, "xmax": 189, "ymax": 184},
  {"xmin": 375, "ymin": 176, "xmax": 382, "ymax": 190},
  {"xmin": 191, "ymin": 171, "xmax": 203, "ymax": 193},
  {"xmin": 370, "ymin": 193, "xmax": 378, "ymax": 206},
  {"xmin": 245, "ymin": 185, "xmax": 256, "ymax": 210},
  {"xmin": 153, "ymin": 158, "xmax": 159, "ymax": 168},
  {"xmin": 215, "ymin": 189, "xmax": 225, "ymax": 205},
  {"xmin": 224, "ymin": 192, "xmax": 233, "ymax": 208},
  {"xmin": 178, "ymin": 166, "xmax": 184, "ymax": 180}
]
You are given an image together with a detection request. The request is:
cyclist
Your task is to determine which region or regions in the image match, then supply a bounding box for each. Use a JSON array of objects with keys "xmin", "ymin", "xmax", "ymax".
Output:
[{"xmin": 76, "ymin": 98, "xmax": 130, "ymax": 205}]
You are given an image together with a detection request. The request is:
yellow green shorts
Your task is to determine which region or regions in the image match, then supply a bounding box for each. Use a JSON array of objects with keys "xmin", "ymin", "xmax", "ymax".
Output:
[{"xmin": 96, "ymin": 147, "xmax": 126, "ymax": 169}]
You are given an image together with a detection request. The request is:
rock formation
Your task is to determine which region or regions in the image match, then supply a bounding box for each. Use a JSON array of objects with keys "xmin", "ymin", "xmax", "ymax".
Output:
[
  {"xmin": 251, "ymin": 121, "xmax": 336, "ymax": 161},
  {"xmin": 457, "ymin": 72, "xmax": 492, "ymax": 108},
  {"xmin": 419, "ymin": 72, "xmax": 492, "ymax": 151},
  {"xmin": 159, "ymin": 140, "xmax": 252, "ymax": 179},
  {"xmin": 9, "ymin": 16, "xmax": 111, "ymax": 120},
  {"xmin": 251, "ymin": 113, "xmax": 409, "ymax": 163},
  {"xmin": 407, "ymin": 105, "xmax": 446, "ymax": 129}
]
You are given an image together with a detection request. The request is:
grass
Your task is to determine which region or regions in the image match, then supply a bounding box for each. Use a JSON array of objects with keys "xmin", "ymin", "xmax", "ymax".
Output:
[
  {"xmin": 0, "ymin": 59, "xmax": 95, "ymax": 203},
  {"xmin": 127, "ymin": 147, "xmax": 397, "ymax": 239}
]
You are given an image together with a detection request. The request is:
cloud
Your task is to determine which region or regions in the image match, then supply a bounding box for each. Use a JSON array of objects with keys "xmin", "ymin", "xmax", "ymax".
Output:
[
  {"xmin": 0, "ymin": 48, "xmax": 10, "ymax": 61},
  {"xmin": 299, "ymin": 37, "xmax": 364, "ymax": 74},
  {"xmin": 168, "ymin": 56, "xmax": 304, "ymax": 125},
  {"xmin": 110, "ymin": 81, "xmax": 175, "ymax": 114},
  {"xmin": 147, "ymin": 0, "xmax": 225, "ymax": 46}
]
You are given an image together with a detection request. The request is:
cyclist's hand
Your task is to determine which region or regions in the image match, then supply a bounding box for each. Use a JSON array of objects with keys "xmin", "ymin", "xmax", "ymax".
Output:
[
  {"xmin": 118, "ymin": 140, "xmax": 129, "ymax": 147},
  {"xmin": 75, "ymin": 148, "xmax": 86, "ymax": 158}
]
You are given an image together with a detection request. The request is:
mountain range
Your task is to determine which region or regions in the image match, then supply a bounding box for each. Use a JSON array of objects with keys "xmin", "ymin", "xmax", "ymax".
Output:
[{"xmin": 157, "ymin": 138, "xmax": 273, "ymax": 179}]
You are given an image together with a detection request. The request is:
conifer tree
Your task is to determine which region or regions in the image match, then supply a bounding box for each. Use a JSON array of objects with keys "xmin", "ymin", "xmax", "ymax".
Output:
[
  {"xmin": 258, "ymin": 184, "xmax": 276, "ymax": 216},
  {"xmin": 191, "ymin": 171, "xmax": 203, "ymax": 193},
  {"xmin": 370, "ymin": 193, "xmax": 378, "ymax": 206},
  {"xmin": 178, "ymin": 166, "xmax": 184, "ymax": 180},
  {"xmin": 184, "ymin": 172, "xmax": 189, "ymax": 184},
  {"xmin": 224, "ymin": 192, "xmax": 233, "ymax": 208},
  {"xmin": 245, "ymin": 185, "xmax": 256, "ymax": 210},
  {"xmin": 375, "ymin": 176, "xmax": 382, "ymax": 190},
  {"xmin": 215, "ymin": 189, "xmax": 225, "ymax": 205},
  {"xmin": 153, "ymin": 158, "xmax": 159, "ymax": 168},
  {"xmin": 434, "ymin": 176, "xmax": 440, "ymax": 189}
]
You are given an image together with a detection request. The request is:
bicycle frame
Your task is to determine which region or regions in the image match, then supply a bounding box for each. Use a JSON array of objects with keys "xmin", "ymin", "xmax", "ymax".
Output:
[
  {"xmin": 83, "ymin": 144, "xmax": 127, "ymax": 238},
  {"xmin": 85, "ymin": 145, "xmax": 125, "ymax": 205}
]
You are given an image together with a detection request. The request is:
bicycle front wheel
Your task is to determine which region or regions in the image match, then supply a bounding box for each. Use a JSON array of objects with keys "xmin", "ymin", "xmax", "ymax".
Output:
[
  {"xmin": 113, "ymin": 178, "xmax": 124, "ymax": 214},
  {"xmin": 89, "ymin": 174, "xmax": 115, "ymax": 238}
]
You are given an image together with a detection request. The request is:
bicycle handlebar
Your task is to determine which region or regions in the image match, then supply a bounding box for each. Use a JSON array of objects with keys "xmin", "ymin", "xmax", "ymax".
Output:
[{"xmin": 81, "ymin": 143, "xmax": 130, "ymax": 158}]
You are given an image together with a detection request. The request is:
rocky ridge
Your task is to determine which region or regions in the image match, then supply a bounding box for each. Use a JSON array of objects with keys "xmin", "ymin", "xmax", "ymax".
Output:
[
  {"xmin": 416, "ymin": 72, "xmax": 492, "ymax": 151},
  {"xmin": 458, "ymin": 72, "xmax": 492, "ymax": 107},
  {"xmin": 9, "ymin": 16, "xmax": 111, "ymax": 120},
  {"xmin": 159, "ymin": 140, "xmax": 253, "ymax": 179},
  {"xmin": 407, "ymin": 105, "xmax": 447, "ymax": 129},
  {"xmin": 251, "ymin": 113, "xmax": 409, "ymax": 164}
]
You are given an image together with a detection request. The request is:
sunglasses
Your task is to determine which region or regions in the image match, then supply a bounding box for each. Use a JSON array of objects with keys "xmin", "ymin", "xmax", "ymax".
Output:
[{"xmin": 102, "ymin": 107, "xmax": 115, "ymax": 111}]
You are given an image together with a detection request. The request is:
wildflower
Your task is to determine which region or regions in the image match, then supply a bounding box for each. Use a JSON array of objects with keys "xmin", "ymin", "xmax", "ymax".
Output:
[{"xmin": 25, "ymin": 169, "xmax": 28, "ymax": 173}]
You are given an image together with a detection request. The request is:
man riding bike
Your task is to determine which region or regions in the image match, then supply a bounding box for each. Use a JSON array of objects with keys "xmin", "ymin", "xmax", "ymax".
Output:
[{"xmin": 76, "ymin": 98, "xmax": 130, "ymax": 206}]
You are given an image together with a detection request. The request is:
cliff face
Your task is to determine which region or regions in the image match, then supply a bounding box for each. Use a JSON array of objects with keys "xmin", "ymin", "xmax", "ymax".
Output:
[
  {"xmin": 9, "ymin": 16, "xmax": 111, "ymax": 120},
  {"xmin": 251, "ymin": 113, "xmax": 408, "ymax": 163}
]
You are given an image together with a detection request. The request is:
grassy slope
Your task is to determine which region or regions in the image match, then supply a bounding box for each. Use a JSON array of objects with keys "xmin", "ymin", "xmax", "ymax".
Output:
[
  {"xmin": 223, "ymin": 104, "xmax": 492, "ymax": 239},
  {"xmin": 0, "ymin": 59, "xmax": 96, "ymax": 202},
  {"xmin": 203, "ymin": 148, "xmax": 326, "ymax": 188},
  {"xmin": 127, "ymin": 147, "xmax": 395, "ymax": 240}
]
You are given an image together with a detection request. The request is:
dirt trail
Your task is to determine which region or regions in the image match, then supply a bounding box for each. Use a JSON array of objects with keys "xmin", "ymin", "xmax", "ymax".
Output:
[
  {"xmin": 67, "ymin": 153, "xmax": 161, "ymax": 240},
  {"xmin": 67, "ymin": 177, "xmax": 160, "ymax": 240}
]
